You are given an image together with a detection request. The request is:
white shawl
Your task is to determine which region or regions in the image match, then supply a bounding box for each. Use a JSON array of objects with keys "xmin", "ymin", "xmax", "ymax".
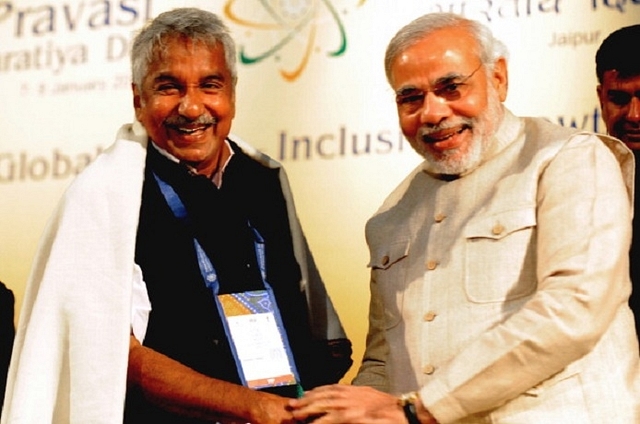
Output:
[{"xmin": 2, "ymin": 122, "xmax": 345, "ymax": 423}]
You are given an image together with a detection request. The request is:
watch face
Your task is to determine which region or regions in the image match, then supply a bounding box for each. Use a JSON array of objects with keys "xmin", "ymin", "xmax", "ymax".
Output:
[{"xmin": 399, "ymin": 391, "xmax": 419, "ymax": 406}]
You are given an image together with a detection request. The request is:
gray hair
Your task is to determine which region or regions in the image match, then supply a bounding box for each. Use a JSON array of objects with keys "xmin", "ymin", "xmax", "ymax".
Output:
[
  {"xmin": 384, "ymin": 13, "xmax": 509, "ymax": 84},
  {"xmin": 131, "ymin": 8, "xmax": 237, "ymax": 88}
]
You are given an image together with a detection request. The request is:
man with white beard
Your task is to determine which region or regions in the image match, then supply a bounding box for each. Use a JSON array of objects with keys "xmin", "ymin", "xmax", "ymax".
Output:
[{"xmin": 290, "ymin": 12, "xmax": 640, "ymax": 424}]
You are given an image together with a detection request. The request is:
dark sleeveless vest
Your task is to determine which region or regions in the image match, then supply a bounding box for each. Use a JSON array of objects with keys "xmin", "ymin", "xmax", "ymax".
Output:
[{"xmin": 124, "ymin": 142, "xmax": 315, "ymax": 423}]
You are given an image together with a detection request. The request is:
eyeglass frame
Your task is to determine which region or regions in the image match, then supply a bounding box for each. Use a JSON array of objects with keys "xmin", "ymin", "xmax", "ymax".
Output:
[{"xmin": 394, "ymin": 63, "xmax": 485, "ymax": 113}]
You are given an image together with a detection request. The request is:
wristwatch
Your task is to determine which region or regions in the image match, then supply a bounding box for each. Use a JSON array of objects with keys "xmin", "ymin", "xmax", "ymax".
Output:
[{"xmin": 398, "ymin": 391, "xmax": 421, "ymax": 424}]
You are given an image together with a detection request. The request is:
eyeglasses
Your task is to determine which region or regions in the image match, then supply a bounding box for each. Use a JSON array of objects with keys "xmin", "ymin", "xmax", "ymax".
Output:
[{"xmin": 395, "ymin": 63, "xmax": 483, "ymax": 113}]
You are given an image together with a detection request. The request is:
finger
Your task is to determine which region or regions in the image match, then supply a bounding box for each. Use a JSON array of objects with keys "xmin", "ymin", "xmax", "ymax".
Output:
[
  {"xmin": 291, "ymin": 385, "xmax": 342, "ymax": 407},
  {"xmin": 301, "ymin": 384, "xmax": 341, "ymax": 397},
  {"xmin": 290, "ymin": 405, "xmax": 325, "ymax": 421},
  {"xmin": 290, "ymin": 393, "xmax": 344, "ymax": 421}
]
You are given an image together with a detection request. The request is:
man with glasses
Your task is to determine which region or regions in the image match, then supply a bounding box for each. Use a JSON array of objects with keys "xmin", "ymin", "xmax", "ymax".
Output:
[
  {"xmin": 290, "ymin": 12, "xmax": 640, "ymax": 424},
  {"xmin": 596, "ymin": 24, "xmax": 640, "ymax": 344}
]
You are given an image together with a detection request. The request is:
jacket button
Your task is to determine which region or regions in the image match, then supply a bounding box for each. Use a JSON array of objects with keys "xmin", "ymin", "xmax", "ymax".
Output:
[
  {"xmin": 423, "ymin": 311, "xmax": 437, "ymax": 322},
  {"xmin": 422, "ymin": 364, "xmax": 436, "ymax": 375},
  {"xmin": 426, "ymin": 260, "xmax": 437, "ymax": 270},
  {"xmin": 381, "ymin": 255, "xmax": 390, "ymax": 266},
  {"xmin": 434, "ymin": 213, "xmax": 446, "ymax": 223},
  {"xmin": 492, "ymin": 223, "xmax": 505, "ymax": 235}
]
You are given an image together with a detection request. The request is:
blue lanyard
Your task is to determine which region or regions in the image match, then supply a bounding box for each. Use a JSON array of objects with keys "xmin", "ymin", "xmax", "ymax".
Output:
[{"xmin": 152, "ymin": 172, "xmax": 302, "ymax": 392}]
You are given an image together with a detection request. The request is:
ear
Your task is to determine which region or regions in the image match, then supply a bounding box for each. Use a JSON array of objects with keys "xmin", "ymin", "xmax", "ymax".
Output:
[
  {"xmin": 230, "ymin": 85, "xmax": 237, "ymax": 120},
  {"xmin": 132, "ymin": 83, "xmax": 143, "ymax": 121},
  {"xmin": 596, "ymin": 84, "xmax": 605, "ymax": 109},
  {"xmin": 491, "ymin": 57, "xmax": 509, "ymax": 102}
]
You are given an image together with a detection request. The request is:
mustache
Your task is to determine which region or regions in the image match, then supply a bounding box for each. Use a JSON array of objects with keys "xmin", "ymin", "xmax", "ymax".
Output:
[
  {"xmin": 418, "ymin": 118, "xmax": 474, "ymax": 139},
  {"xmin": 164, "ymin": 114, "xmax": 218, "ymax": 127}
]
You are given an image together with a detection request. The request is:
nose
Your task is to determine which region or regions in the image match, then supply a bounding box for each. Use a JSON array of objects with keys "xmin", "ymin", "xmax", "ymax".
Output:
[
  {"xmin": 178, "ymin": 86, "xmax": 205, "ymax": 119},
  {"xmin": 419, "ymin": 91, "xmax": 452, "ymax": 125},
  {"xmin": 627, "ymin": 96, "xmax": 640, "ymax": 122}
]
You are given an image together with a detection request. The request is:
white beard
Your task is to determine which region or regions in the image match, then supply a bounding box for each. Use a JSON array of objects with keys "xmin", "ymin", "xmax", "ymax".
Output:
[{"xmin": 409, "ymin": 83, "xmax": 504, "ymax": 176}]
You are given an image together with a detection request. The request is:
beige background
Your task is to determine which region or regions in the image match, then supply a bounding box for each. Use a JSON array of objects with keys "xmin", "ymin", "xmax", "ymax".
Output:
[{"xmin": 1, "ymin": 0, "xmax": 639, "ymax": 383}]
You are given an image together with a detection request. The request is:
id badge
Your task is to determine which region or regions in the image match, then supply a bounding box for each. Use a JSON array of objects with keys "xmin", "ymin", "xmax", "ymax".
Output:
[{"xmin": 218, "ymin": 290, "xmax": 298, "ymax": 389}]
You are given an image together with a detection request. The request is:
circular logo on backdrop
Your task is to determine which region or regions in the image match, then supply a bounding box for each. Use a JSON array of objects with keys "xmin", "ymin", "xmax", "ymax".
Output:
[{"xmin": 223, "ymin": 0, "xmax": 367, "ymax": 81}]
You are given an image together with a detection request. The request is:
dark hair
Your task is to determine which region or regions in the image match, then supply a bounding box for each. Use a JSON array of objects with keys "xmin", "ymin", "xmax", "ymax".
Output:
[
  {"xmin": 596, "ymin": 24, "xmax": 640, "ymax": 83},
  {"xmin": 131, "ymin": 8, "xmax": 237, "ymax": 88}
]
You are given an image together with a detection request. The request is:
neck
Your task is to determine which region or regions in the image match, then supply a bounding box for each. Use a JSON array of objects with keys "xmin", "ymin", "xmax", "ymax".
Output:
[{"xmin": 191, "ymin": 142, "xmax": 232, "ymax": 178}]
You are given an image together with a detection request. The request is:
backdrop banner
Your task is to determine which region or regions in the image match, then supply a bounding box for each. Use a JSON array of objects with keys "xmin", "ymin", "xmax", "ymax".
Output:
[{"xmin": 1, "ymin": 0, "xmax": 638, "ymax": 381}]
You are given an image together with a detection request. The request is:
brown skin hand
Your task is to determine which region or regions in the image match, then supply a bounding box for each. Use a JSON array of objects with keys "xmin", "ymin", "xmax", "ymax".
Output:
[{"xmin": 128, "ymin": 335, "xmax": 296, "ymax": 424}]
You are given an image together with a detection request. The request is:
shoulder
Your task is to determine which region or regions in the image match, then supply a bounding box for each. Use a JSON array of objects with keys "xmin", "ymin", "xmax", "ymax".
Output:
[
  {"xmin": 522, "ymin": 116, "xmax": 578, "ymax": 140},
  {"xmin": 518, "ymin": 117, "xmax": 633, "ymax": 202},
  {"xmin": 63, "ymin": 124, "xmax": 148, "ymax": 205},
  {"xmin": 227, "ymin": 141, "xmax": 278, "ymax": 186},
  {"xmin": 520, "ymin": 116, "xmax": 626, "ymax": 158},
  {"xmin": 521, "ymin": 117, "xmax": 630, "ymax": 170},
  {"xmin": 228, "ymin": 134, "xmax": 283, "ymax": 171},
  {"xmin": 518, "ymin": 116, "xmax": 581, "ymax": 158}
]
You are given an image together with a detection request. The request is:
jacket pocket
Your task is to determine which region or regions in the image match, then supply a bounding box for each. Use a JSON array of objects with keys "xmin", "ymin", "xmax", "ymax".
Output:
[
  {"xmin": 464, "ymin": 207, "xmax": 537, "ymax": 303},
  {"xmin": 369, "ymin": 239, "xmax": 410, "ymax": 329}
]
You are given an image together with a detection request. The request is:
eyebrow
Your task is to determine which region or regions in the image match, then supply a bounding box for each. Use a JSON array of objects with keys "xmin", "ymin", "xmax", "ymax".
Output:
[
  {"xmin": 395, "ymin": 74, "xmax": 464, "ymax": 97},
  {"xmin": 152, "ymin": 73, "xmax": 227, "ymax": 84},
  {"xmin": 433, "ymin": 71, "xmax": 468, "ymax": 87},
  {"xmin": 394, "ymin": 64, "xmax": 482, "ymax": 96},
  {"xmin": 606, "ymin": 88, "xmax": 640, "ymax": 95},
  {"xmin": 395, "ymin": 86, "xmax": 422, "ymax": 96}
]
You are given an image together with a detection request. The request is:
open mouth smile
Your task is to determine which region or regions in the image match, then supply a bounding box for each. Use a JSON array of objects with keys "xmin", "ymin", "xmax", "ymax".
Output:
[{"xmin": 171, "ymin": 124, "xmax": 211, "ymax": 135}]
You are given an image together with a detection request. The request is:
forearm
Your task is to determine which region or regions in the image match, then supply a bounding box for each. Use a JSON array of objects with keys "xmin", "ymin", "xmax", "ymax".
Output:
[
  {"xmin": 127, "ymin": 335, "xmax": 293, "ymax": 423},
  {"xmin": 352, "ymin": 276, "xmax": 390, "ymax": 392}
]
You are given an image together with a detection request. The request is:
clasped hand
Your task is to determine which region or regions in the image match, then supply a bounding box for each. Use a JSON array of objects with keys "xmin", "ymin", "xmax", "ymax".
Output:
[{"xmin": 288, "ymin": 385, "xmax": 407, "ymax": 424}]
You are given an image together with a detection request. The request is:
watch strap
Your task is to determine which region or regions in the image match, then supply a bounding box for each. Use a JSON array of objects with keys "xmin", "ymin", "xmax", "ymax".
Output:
[{"xmin": 398, "ymin": 391, "xmax": 421, "ymax": 424}]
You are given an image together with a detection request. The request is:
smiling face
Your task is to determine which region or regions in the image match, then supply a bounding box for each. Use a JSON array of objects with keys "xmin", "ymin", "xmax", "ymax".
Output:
[
  {"xmin": 390, "ymin": 25, "xmax": 507, "ymax": 175},
  {"xmin": 597, "ymin": 70, "xmax": 640, "ymax": 149},
  {"xmin": 133, "ymin": 36, "xmax": 236, "ymax": 176}
]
